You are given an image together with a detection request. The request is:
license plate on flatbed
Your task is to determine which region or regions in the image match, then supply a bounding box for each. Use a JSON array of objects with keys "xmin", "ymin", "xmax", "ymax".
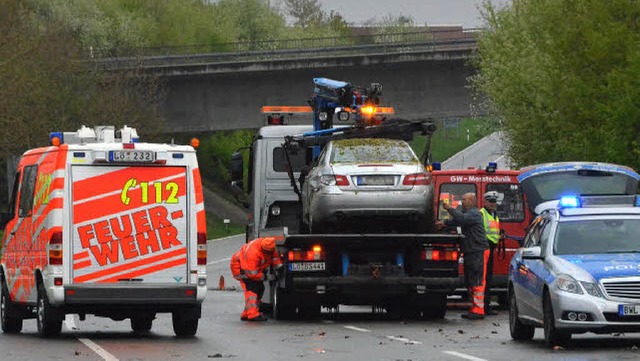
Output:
[
  {"xmin": 289, "ymin": 262, "xmax": 325, "ymax": 271},
  {"xmin": 109, "ymin": 150, "xmax": 155, "ymax": 162},
  {"xmin": 618, "ymin": 304, "xmax": 640, "ymax": 316}
]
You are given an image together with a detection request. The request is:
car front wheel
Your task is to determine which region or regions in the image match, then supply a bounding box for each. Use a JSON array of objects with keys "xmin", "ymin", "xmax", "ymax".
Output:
[
  {"xmin": 508, "ymin": 286, "xmax": 534, "ymax": 341},
  {"xmin": 543, "ymin": 291, "xmax": 571, "ymax": 348}
]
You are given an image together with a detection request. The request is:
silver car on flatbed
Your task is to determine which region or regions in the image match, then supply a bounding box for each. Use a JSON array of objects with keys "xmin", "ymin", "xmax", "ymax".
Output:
[
  {"xmin": 509, "ymin": 194, "xmax": 640, "ymax": 348},
  {"xmin": 301, "ymin": 138, "xmax": 434, "ymax": 233}
]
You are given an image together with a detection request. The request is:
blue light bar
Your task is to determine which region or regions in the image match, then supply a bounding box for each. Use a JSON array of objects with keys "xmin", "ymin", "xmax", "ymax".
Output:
[
  {"xmin": 432, "ymin": 162, "xmax": 442, "ymax": 171},
  {"xmin": 559, "ymin": 196, "xmax": 581, "ymax": 208},
  {"xmin": 49, "ymin": 132, "xmax": 63, "ymax": 145}
]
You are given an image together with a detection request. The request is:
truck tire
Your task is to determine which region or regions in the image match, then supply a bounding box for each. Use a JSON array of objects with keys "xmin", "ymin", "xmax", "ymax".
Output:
[
  {"xmin": 172, "ymin": 309, "xmax": 199, "ymax": 337},
  {"xmin": 1, "ymin": 279, "xmax": 22, "ymax": 333},
  {"xmin": 36, "ymin": 283, "xmax": 63, "ymax": 338},
  {"xmin": 421, "ymin": 294, "xmax": 447, "ymax": 320},
  {"xmin": 298, "ymin": 300, "xmax": 321, "ymax": 319},
  {"xmin": 272, "ymin": 287, "xmax": 296, "ymax": 320},
  {"xmin": 131, "ymin": 315, "xmax": 154, "ymax": 333}
]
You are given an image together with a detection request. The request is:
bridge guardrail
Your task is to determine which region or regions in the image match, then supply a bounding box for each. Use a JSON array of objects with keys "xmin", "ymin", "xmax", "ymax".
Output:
[{"xmin": 91, "ymin": 28, "xmax": 481, "ymax": 70}]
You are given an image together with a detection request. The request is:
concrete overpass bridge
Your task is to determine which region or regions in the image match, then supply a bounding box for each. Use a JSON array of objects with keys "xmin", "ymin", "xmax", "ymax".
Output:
[{"xmin": 98, "ymin": 28, "xmax": 483, "ymax": 133}]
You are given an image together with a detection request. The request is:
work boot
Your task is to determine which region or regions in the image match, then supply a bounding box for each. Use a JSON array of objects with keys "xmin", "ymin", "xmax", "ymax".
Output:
[
  {"xmin": 247, "ymin": 314, "xmax": 268, "ymax": 322},
  {"xmin": 461, "ymin": 312, "xmax": 484, "ymax": 320},
  {"xmin": 485, "ymin": 308, "xmax": 498, "ymax": 316}
]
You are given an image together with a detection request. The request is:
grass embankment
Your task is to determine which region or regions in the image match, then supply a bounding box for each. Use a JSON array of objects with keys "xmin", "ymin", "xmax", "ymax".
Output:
[{"xmin": 410, "ymin": 117, "xmax": 498, "ymax": 163}]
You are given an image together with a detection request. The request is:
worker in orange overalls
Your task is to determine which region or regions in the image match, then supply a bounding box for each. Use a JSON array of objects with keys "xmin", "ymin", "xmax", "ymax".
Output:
[{"xmin": 230, "ymin": 237, "xmax": 283, "ymax": 322}]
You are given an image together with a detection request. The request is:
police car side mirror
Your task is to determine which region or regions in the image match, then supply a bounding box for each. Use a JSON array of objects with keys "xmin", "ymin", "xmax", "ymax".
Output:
[{"xmin": 522, "ymin": 246, "xmax": 543, "ymax": 260}]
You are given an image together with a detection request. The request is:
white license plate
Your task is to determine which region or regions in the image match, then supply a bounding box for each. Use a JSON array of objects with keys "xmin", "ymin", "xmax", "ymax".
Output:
[
  {"xmin": 357, "ymin": 175, "xmax": 394, "ymax": 186},
  {"xmin": 109, "ymin": 150, "xmax": 155, "ymax": 163},
  {"xmin": 618, "ymin": 304, "xmax": 640, "ymax": 316},
  {"xmin": 289, "ymin": 262, "xmax": 325, "ymax": 271}
]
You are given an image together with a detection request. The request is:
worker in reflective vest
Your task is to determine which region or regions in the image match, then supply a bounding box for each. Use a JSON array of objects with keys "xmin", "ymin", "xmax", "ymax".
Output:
[
  {"xmin": 437, "ymin": 192, "xmax": 489, "ymax": 320},
  {"xmin": 480, "ymin": 191, "xmax": 501, "ymax": 316},
  {"xmin": 230, "ymin": 237, "xmax": 283, "ymax": 322}
]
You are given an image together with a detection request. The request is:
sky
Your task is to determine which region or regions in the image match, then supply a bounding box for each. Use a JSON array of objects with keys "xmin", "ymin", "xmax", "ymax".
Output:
[{"xmin": 313, "ymin": 0, "xmax": 512, "ymax": 28}]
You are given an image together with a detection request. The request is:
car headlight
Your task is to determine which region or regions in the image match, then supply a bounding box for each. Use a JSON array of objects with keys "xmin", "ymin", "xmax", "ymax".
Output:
[
  {"xmin": 580, "ymin": 281, "xmax": 603, "ymax": 298},
  {"xmin": 554, "ymin": 274, "xmax": 583, "ymax": 294}
]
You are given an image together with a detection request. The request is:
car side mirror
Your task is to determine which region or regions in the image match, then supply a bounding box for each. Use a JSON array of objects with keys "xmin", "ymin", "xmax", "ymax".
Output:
[{"xmin": 522, "ymin": 246, "xmax": 543, "ymax": 260}]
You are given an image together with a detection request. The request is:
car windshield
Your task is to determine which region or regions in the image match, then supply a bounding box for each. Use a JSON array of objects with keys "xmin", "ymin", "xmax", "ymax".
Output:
[
  {"xmin": 330, "ymin": 139, "xmax": 417, "ymax": 163},
  {"xmin": 554, "ymin": 219, "xmax": 640, "ymax": 255}
]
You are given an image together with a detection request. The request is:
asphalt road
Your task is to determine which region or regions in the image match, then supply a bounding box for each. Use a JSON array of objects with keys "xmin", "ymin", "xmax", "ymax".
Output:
[
  {"xmin": 442, "ymin": 132, "xmax": 513, "ymax": 170},
  {"xmin": 1, "ymin": 235, "xmax": 640, "ymax": 361}
]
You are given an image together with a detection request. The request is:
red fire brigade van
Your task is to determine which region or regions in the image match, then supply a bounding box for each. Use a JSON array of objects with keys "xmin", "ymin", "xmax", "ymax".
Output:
[
  {"xmin": 431, "ymin": 162, "xmax": 530, "ymax": 306},
  {"xmin": 0, "ymin": 125, "xmax": 207, "ymax": 337}
]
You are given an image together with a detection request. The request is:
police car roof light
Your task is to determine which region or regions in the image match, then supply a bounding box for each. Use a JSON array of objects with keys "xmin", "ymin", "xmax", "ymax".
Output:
[{"xmin": 559, "ymin": 196, "xmax": 581, "ymax": 208}]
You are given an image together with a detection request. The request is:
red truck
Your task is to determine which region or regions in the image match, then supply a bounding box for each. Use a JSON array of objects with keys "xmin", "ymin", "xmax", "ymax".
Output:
[{"xmin": 431, "ymin": 163, "xmax": 531, "ymax": 306}]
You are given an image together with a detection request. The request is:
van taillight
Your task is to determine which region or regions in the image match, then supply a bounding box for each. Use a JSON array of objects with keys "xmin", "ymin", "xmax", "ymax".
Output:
[
  {"xmin": 197, "ymin": 232, "xmax": 207, "ymax": 266},
  {"xmin": 403, "ymin": 173, "xmax": 431, "ymax": 186},
  {"xmin": 49, "ymin": 231, "xmax": 63, "ymax": 266},
  {"xmin": 420, "ymin": 246, "xmax": 458, "ymax": 261}
]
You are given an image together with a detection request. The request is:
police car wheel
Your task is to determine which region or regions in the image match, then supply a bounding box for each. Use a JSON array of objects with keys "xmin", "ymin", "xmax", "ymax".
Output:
[
  {"xmin": 508, "ymin": 287, "xmax": 534, "ymax": 341},
  {"xmin": 36, "ymin": 283, "xmax": 62, "ymax": 338},
  {"xmin": 1, "ymin": 279, "xmax": 23, "ymax": 333},
  {"xmin": 543, "ymin": 291, "xmax": 571, "ymax": 348}
]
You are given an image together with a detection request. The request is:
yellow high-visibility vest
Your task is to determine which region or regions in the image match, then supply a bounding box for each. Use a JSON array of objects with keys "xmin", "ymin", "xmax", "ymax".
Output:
[{"xmin": 480, "ymin": 207, "xmax": 500, "ymax": 244}]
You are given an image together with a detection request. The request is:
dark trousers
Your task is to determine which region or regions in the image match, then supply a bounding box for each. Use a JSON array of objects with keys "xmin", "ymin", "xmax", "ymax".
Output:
[{"xmin": 485, "ymin": 243, "xmax": 496, "ymax": 310}]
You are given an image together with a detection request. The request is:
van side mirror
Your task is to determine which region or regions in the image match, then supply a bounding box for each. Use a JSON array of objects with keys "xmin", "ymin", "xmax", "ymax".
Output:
[
  {"xmin": 230, "ymin": 152, "xmax": 244, "ymax": 184},
  {"xmin": 0, "ymin": 212, "xmax": 11, "ymax": 230}
]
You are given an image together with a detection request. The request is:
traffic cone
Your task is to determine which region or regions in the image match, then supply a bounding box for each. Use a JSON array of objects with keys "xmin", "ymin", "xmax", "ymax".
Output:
[{"xmin": 219, "ymin": 275, "xmax": 225, "ymax": 290}]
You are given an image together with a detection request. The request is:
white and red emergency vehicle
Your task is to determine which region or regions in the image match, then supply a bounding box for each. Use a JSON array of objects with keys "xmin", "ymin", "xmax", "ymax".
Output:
[
  {"xmin": 0, "ymin": 125, "xmax": 207, "ymax": 337},
  {"xmin": 431, "ymin": 162, "xmax": 529, "ymax": 306}
]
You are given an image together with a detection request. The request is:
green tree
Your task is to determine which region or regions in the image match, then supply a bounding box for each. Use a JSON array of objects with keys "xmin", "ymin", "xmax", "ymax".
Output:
[
  {"xmin": 474, "ymin": 0, "xmax": 640, "ymax": 168},
  {"xmin": 0, "ymin": 0, "xmax": 164, "ymax": 159}
]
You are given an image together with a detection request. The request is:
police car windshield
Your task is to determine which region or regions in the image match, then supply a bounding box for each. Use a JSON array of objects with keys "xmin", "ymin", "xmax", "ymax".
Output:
[
  {"xmin": 554, "ymin": 219, "xmax": 640, "ymax": 255},
  {"xmin": 522, "ymin": 170, "xmax": 638, "ymax": 213}
]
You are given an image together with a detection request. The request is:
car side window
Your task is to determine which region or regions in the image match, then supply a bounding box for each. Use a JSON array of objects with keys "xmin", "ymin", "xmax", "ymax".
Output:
[
  {"xmin": 538, "ymin": 219, "xmax": 553, "ymax": 251},
  {"xmin": 18, "ymin": 165, "xmax": 38, "ymax": 218},
  {"xmin": 523, "ymin": 217, "xmax": 543, "ymax": 247},
  {"xmin": 7, "ymin": 171, "xmax": 20, "ymax": 217}
]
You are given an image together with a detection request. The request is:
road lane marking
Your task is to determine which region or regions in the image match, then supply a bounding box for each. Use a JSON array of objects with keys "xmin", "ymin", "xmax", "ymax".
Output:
[
  {"xmin": 442, "ymin": 351, "xmax": 487, "ymax": 361},
  {"xmin": 207, "ymin": 234, "xmax": 242, "ymax": 243},
  {"xmin": 343, "ymin": 325, "xmax": 371, "ymax": 333},
  {"xmin": 207, "ymin": 257, "xmax": 231, "ymax": 265},
  {"xmin": 386, "ymin": 336, "xmax": 422, "ymax": 344},
  {"xmin": 78, "ymin": 338, "xmax": 119, "ymax": 361}
]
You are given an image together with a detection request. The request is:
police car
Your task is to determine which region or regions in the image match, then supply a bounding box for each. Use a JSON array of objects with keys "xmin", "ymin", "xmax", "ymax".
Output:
[{"xmin": 509, "ymin": 195, "xmax": 640, "ymax": 347}]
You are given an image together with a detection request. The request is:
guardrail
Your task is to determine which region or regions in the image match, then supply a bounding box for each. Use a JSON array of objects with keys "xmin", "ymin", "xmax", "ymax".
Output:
[{"xmin": 94, "ymin": 29, "xmax": 480, "ymax": 71}]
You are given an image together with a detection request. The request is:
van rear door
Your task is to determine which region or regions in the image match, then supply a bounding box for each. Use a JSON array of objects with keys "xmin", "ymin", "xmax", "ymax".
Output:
[{"xmin": 70, "ymin": 165, "xmax": 189, "ymax": 284}]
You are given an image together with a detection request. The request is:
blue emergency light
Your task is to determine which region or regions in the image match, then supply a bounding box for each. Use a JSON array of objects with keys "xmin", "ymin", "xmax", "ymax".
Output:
[
  {"xmin": 49, "ymin": 132, "xmax": 63, "ymax": 146},
  {"xmin": 559, "ymin": 196, "xmax": 581, "ymax": 208},
  {"xmin": 486, "ymin": 162, "xmax": 497, "ymax": 173},
  {"xmin": 431, "ymin": 162, "xmax": 442, "ymax": 171}
]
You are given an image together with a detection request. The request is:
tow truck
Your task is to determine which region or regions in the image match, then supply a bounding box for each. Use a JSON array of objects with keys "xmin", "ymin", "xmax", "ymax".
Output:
[{"xmin": 230, "ymin": 78, "xmax": 462, "ymax": 319}]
